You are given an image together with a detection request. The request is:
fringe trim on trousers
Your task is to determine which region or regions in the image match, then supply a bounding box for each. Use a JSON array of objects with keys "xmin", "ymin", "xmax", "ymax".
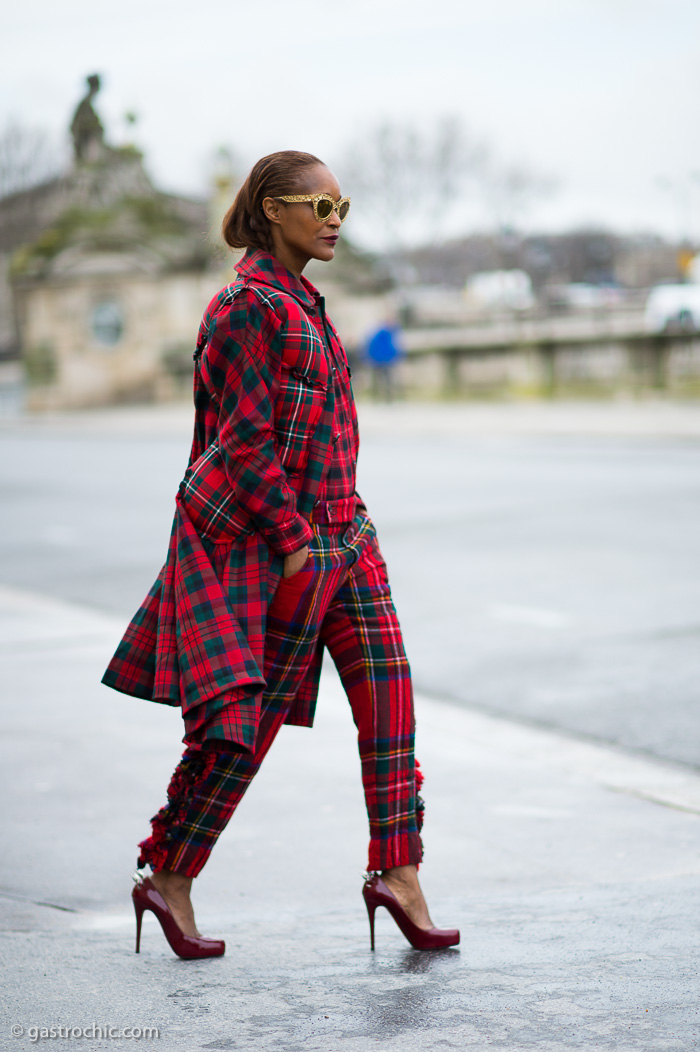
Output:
[{"xmin": 137, "ymin": 512, "xmax": 424, "ymax": 876}]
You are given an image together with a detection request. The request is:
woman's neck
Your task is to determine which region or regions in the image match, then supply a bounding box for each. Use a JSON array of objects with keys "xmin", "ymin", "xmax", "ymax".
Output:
[{"xmin": 268, "ymin": 239, "xmax": 309, "ymax": 279}]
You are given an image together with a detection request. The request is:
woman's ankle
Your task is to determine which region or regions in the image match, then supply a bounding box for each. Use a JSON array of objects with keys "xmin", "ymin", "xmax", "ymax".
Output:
[
  {"xmin": 381, "ymin": 865, "xmax": 434, "ymax": 929},
  {"xmin": 151, "ymin": 869, "xmax": 193, "ymax": 894},
  {"xmin": 382, "ymin": 864, "xmax": 418, "ymax": 885}
]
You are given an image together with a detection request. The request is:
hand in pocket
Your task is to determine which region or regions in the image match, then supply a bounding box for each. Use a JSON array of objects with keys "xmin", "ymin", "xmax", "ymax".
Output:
[{"xmin": 282, "ymin": 544, "xmax": 310, "ymax": 579}]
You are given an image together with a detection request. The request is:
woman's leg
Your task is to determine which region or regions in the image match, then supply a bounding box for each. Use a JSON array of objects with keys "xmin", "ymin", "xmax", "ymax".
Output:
[
  {"xmin": 138, "ymin": 700, "xmax": 292, "ymax": 934},
  {"xmin": 137, "ymin": 718, "xmax": 287, "ymax": 881},
  {"xmin": 137, "ymin": 562, "xmax": 338, "ymax": 932},
  {"xmin": 318, "ymin": 532, "xmax": 433, "ymax": 927}
]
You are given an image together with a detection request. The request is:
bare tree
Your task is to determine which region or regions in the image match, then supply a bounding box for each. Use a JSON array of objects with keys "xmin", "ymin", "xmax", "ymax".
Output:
[
  {"xmin": 338, "ymin": 117, "xmax": 559, "ymax": 262},
  {"xmin": 481, "ymin": 160, "xmax": 558, "ymax": 233},
  {"xmin": 0, "ymin": 119, "xmax": 61, "ymax": 199},
  {"xmin": 338, "ymin": 116, "xmax": 488, "ymax": 254}
]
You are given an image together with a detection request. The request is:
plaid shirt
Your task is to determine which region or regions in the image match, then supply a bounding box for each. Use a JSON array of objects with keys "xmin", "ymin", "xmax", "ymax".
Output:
[
  {"xmin": 317, "ymin": 310, "xmax": 359, "ymax": 501},
  {"xmin": 102, "ymin": 249, "xmax": 359, "ymax": 750},
  {"xmin": 191, "ymin": 248, "xmax": 359, "ymax": 552}
]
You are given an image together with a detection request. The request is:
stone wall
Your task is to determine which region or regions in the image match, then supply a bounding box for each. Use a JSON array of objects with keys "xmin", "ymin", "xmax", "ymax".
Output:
[
  {"xmin": 382, "ymin": 333, "xmax": 700, "ymax": 399},
  {"xmin": 14, "ymin": 255, "xmax": 225, "ymax": 410}
]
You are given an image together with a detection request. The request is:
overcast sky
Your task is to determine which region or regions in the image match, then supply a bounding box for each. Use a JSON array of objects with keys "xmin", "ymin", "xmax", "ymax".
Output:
[{"xmin": 3, "ymin": 0, "xmax": 700, "ymax": 246}]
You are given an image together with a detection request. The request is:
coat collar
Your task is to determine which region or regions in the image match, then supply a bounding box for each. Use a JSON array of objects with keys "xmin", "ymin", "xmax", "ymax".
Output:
[{"xmin": 234, "ymin": 249, "xmax": 320, "ymax": 310}]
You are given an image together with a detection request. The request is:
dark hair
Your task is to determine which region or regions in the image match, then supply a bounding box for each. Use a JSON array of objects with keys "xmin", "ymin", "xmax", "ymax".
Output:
[{"xmin": 222, "ymin": 150, "xmax": 324, "ymax": 252}]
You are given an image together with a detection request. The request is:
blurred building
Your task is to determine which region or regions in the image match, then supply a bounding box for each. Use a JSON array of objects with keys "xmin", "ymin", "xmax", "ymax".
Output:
[
  {"xmin": 1, "ymin": 75, "xmax": 223, "ymax": 410},
  {"xmin": 399, "ymin": 230, "xmax": 684, "ymax": 295},
  {"xmin": 0, "ymin": 77, "xmax": 391, "ymax": 411}
]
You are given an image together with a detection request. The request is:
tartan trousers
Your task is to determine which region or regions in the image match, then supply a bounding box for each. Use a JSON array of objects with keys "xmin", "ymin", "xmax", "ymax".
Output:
[{"xmin": 136, "ymin": 508, "xmax": 424, "ymax": 877}]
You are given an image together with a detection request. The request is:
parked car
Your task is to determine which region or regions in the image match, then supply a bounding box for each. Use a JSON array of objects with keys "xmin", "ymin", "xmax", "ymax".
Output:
[
  {"xmin": 644, "ymin": 284, "xmax": 700, "ymax": 333},
  {"xmin": 464, "ymin": 269, "xmax": 535, "ymax": 312},
  {"xmin": 545, "ymin": 283, "xmax": 624, "ymax": 312}
]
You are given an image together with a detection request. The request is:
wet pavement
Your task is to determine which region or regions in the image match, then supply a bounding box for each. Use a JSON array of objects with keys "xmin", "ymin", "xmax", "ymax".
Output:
[
  {"xmin": 1, "ymin": 399, "xmax": 699, "ymax": 767},
  {"xmin": 1, "ymin": 585, "xmax": 699, "ymax": 1050},
  {"xmin": 1, "ymin": 400, "xmax": 699, "ymax": 1050}
]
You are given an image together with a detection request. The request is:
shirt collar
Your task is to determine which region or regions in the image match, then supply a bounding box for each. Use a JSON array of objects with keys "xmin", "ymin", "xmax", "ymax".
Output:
[{"xmin": 234, "ymin": 248, "xmax": 320, "ymax": 310}]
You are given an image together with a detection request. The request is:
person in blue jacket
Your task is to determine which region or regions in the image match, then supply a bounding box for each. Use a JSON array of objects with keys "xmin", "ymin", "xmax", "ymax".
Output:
[{"xmin": 366, "ymin": 321, "xmax": 403, "ymax": 401}]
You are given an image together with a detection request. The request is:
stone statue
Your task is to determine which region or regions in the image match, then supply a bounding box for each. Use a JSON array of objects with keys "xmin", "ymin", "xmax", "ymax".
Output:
[{"xmin": 70, "ymin": 74, "xmax": 105, "ymax": 162}]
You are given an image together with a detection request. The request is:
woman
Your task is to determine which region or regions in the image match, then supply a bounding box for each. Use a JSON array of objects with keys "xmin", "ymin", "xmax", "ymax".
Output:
[{"xmin": 103, "ymin": 150, "xmax": 459, "ymax": 958}]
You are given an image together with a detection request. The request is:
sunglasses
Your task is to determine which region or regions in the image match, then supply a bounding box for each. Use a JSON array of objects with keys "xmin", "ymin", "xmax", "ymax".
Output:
[{"xmin": 276, "ymin": 193, "xmax": 351, "ymax": 223}]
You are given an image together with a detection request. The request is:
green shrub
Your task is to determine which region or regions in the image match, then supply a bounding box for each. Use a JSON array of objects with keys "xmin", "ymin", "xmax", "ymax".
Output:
[{"xmin": 24, "ymin": 342, "xmax": 58, "ymax": 386}]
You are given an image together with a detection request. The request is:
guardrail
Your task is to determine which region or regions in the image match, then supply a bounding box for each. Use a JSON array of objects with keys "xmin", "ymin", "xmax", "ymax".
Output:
[{"xmin": 394, "ymin": 328, "xmax": 700, "ymax": 397}]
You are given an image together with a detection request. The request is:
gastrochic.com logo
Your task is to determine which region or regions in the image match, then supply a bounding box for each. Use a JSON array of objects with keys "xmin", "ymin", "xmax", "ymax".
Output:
[{"xmin": 11, "ymin": 1024, "xmax": 160, "ymax": 1042}]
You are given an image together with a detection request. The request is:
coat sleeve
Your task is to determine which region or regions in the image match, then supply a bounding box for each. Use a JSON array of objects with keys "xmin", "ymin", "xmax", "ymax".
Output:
[{"xmin": 203, "ymin": 287, "xmax": 313, "ymax": 557}]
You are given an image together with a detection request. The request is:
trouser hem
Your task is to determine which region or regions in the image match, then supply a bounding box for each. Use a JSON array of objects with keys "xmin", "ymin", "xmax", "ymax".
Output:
[
  {"xmin": 367, "ymin": 830, "xmax": 423, "ymax": 873},
  {"xmin": 136, "ymin": 749, "xmax": 217, "ymax": 875}
]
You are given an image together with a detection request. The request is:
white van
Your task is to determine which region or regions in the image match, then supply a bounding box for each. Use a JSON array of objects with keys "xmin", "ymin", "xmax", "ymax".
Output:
[{"xmin": 644, "ymin": 284, "xmax": 700, "ymax": 333}]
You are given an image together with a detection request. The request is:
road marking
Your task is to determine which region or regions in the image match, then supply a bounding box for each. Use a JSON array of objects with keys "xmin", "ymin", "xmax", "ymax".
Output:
[
  {"xmin": 0, "ymin": 584, "xmax": 124, "ymax": 649},
  {"xmin": 415, "ymin": 690, "xmax": 700, "ymax": 817},
  {"xmin": 4, "ymin": 584, "xmax": 700, "ymax": 817},
  {"xmin": 41, "ymin": 525, "xmax": 81, "ymax": 548},
  {"xmin": 488, "ymin": 602, "xmax": 572, "ymax": 628}
]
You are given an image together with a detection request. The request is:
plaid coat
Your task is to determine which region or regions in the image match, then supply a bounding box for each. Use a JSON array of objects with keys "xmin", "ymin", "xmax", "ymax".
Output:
[{"xmin": 102, "ymin": 249, "xmax": 358, "ymax": 751}]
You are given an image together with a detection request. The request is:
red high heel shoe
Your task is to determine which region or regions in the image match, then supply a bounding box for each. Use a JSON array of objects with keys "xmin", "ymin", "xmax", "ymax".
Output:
[
  {"xmin": 132, "ymin": 874, "xmax": 225, "ymax": 960},
  {"xmin": 362, "ymin": 872, "xmax": 459, "ymax": 951}
]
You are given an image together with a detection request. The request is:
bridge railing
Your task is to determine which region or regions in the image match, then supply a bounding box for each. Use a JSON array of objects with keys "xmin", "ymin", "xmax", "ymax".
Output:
[{"xmin": 381, "ymin": 327, "xmax": 700, "ymax": 398}]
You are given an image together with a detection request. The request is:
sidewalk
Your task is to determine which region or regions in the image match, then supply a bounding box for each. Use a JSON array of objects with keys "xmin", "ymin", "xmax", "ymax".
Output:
[
  {"xmin": 1, "ymin": 585, "xmax": 699, "ymax": 1051},
  {"xmin": 2, "ymin": 396, "xmax": 700, "ymax": 439}
]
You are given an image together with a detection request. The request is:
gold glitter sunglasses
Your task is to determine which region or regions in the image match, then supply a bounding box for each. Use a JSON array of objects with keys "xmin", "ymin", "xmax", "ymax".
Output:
[{"xmin": 276, "ymin": 192, "xmax": 351, "ymax": 223}]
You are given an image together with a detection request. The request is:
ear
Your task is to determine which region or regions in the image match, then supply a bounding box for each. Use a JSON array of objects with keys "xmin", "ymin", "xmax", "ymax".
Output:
[{"xmin": 262, "ymin": 196, "xmax": 284, "ymax": 226}]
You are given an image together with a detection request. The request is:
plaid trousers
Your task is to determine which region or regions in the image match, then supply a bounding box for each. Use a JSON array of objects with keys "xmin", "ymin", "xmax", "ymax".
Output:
[{"xmin": 136, "ymin": 508, "xmax": 424, "ymax": 877}]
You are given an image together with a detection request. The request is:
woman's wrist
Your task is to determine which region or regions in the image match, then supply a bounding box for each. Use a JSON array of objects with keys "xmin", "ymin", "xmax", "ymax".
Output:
[{"xmin": 282, "ymin": 545, "xmax": 310, "ymax": 578}]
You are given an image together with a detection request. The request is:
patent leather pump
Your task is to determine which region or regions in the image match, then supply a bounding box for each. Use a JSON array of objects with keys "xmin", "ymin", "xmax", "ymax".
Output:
[
  {"xmin": 362, "ymin": 872, "xmax": 460, "ymax": 951},
  {"xmin": 132, "ymin": 874, "xmax": 225, "ymax": 959}
]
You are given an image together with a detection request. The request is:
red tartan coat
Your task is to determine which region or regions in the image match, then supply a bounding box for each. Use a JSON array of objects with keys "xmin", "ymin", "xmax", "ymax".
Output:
[{"xmin": 102, "ymin": 249, "xmax": 359, "ymax": 752}]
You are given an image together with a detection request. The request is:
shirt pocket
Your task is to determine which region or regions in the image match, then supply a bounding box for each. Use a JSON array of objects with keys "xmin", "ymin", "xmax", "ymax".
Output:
[
  {"xmin": 177, "ymin": 441, "xmax": 253, "ymax": 544},
  {"xmin": 274, "ymin": 363, "xmax": 328, "ymax": 475}
]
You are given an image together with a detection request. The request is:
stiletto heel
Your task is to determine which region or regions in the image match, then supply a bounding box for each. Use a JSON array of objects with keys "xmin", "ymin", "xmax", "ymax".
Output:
[
  {"xmin": 134, "ymin": 899, "xmax": 144, "ymax": 953},
  {"xmin": 362, "ymin": 872, "xmax": 459, "ymax": 951},
  {"xmin": 364, "ymin": 897, "xmax": 377, "ymax": 951},
  {"xmin": 131, "ymin": 873, "xmax": 225, "ymax": 960}
]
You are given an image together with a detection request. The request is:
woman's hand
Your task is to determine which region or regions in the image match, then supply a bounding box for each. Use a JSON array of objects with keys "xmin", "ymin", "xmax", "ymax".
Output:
[{"xmin": 282, "ymin": 545, "xmax": 310, "ymax": 579}]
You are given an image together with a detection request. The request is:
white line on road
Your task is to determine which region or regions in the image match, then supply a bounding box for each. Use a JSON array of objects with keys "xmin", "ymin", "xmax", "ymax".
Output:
[
  {"xmin": 3, "ymin": 583, "xmax": 700, "ymax": 817},
  {"xmin": 415, "ymin": 689, "xmax": 700, "ymax": 817},
  {"xmin": 487, "ymin": 603, "xmax": 573, "ymax": 628},
  {"xmin": 0, "ymin": 584, "xmax": 125, "ymax": 649}
]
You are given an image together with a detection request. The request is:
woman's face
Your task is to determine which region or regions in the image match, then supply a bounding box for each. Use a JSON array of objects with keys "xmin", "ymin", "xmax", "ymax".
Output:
[{"xmin": 263, "ymin": 164, "xmax": 344, "ymax": 271}]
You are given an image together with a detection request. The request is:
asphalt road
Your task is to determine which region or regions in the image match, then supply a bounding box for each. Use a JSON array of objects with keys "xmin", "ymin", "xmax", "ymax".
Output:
[
  {"xmin": 2, "ymin": 401, "xmax": 700, "ymax": 1052},
  {"xmin": 1, "ymin": 402, "xmax": 698, "ymax": 769},
  {"xmin": 3, "ymin": 588, "xmax": 699, "ymax": 1052}
]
